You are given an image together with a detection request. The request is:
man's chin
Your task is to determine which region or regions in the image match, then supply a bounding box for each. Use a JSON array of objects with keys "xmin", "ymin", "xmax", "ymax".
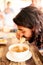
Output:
[
  {"xmin": 26, "ymin": 37, "xmax": 30, "ymax": 41},
  {"xmin": 22, "ymin": 36, "xmax": 31, "ymax": 42},
  {"xmin": 26, "ymin": 37, "xmax": 32, "ymax": 42}
]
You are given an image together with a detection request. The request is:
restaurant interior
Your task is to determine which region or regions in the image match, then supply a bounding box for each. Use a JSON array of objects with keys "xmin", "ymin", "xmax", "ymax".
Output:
[{"xmin": 0, "ymin": 0, "xmax": 43, "ymax": 65}]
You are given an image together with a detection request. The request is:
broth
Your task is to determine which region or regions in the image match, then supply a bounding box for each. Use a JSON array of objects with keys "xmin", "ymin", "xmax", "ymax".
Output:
[{"xmin": 11, "ymin": 46, "xmax": 28, "ymax": 52}]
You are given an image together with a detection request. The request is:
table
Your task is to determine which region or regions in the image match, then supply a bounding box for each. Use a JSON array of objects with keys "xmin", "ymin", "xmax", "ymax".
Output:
[{"xmin": 0, "ymin": 37, "xmax": 43, "ymax": 65}]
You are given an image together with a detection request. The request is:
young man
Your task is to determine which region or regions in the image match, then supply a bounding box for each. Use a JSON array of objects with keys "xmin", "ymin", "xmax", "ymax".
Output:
[
  {"xmin": 13, "ymin": 6, "xmax": 43, "ymax": 65},
  {"xmin": 13, "ymin": 6, "xmax": 43, "ymax": 49}
]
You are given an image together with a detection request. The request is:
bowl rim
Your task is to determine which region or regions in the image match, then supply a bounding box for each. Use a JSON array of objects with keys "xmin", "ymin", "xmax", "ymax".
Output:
[{"xmin": 9, "ymin": 43, "xmax": 29, "ymax": 53}]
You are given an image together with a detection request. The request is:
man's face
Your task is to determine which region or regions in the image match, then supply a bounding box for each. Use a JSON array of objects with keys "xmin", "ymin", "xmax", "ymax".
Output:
[{"xmin": 16, "ymin": 26, "xmax": 33, "ymax": 41}]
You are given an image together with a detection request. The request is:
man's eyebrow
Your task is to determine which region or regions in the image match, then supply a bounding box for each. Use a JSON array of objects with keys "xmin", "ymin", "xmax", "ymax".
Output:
[{"xmin": 18, "ymin": 29, "xmax": 22, "ymax": 30}]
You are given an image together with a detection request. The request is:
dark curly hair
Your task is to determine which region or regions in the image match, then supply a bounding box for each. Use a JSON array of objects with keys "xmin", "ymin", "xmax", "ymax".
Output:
[{"xmin": 13, "ymin": 6, "xmax": 43, "ymax": 48}]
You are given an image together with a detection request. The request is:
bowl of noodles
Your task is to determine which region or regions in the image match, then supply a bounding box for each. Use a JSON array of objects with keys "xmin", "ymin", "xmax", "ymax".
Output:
[{"xmin": 8, "ymin": 43, "xmax": 32, "ymax": 62}]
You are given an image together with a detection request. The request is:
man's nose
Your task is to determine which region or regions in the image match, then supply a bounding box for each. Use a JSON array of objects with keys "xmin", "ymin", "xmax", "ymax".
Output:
[
  {"xmin": 16, "ymin": 31, "xmax": 24, "ymax": 39},
  {"xmin": 20, "ymin": 32, "xmax": 24, "ymax": 37}
]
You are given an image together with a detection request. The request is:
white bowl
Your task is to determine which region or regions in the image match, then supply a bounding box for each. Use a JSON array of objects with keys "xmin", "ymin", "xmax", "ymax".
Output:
[{"xmin": 8, "ymin": 43, "xmax": 32, "ymax": 62}]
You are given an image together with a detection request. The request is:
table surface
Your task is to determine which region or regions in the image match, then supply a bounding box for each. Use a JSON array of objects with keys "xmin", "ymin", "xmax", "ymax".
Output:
[{"xmin": 0, "ymin": 33, "xmax": 43, "ymax": 65}]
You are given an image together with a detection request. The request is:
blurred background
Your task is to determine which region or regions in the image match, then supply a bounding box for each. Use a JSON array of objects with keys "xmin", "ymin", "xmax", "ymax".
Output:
[
  {"xmin": 0, "ymin": 0, "xmax": 43, "ymax": 32},
  {"xmin": 0, "ymin": 0, "xmax": 43, "ymax": 16}
]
